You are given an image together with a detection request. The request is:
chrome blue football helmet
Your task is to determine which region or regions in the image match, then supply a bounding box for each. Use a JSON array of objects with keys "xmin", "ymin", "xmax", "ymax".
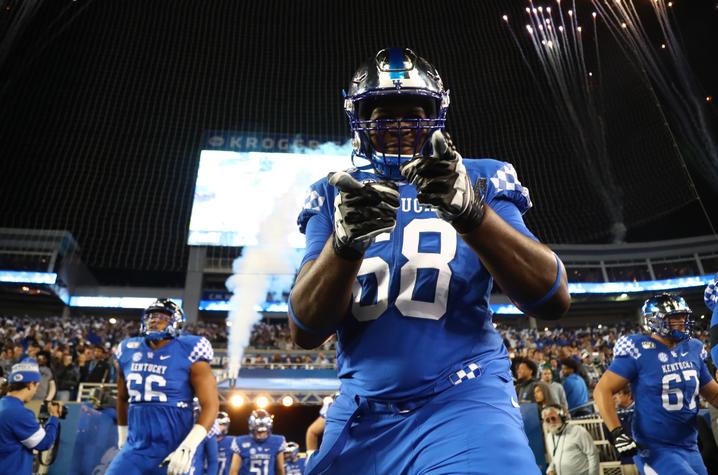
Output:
[
  {"xmin": 642, "ymin": 293, "xmax": 694, "ymax": 341},
  {"xmin": 248, "ymin": 409, "xmax": 273, "ymax": 441},
  {"xmin": 284, "ymin": 441, "xmax": 300, "ymax": 461},
  {"xmin": 140, "ymin": 298, "xmax": 185, "ymax": 341},
  {"xmin": 216, "ymin": 411, "xmax": 231, "ymax": 435},
  {"xmin": 344, "ymin": 47, "xmax": 450, "ymax": 180}
]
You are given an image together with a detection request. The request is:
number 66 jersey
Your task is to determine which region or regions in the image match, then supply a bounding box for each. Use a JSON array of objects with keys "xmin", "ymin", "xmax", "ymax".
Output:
[
  {"xmin": 608, "ymin": 334, "xmax": 713, "ymax": 448},
  {"xmin": 297, "ymin": 159, "xmax": 534, "ymax": 401},
  {"xmin": 114, "ymin": 335, "xmax": 214, "ymax": 456}
]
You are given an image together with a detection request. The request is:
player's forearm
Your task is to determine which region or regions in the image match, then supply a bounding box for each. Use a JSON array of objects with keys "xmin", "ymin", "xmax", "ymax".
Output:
[
  {"xmin": 459, "ymin": 206, "xmax": 570, "ymax": 319},
  {"xmin": 306, "ymin": 426, "xmax": 321, "ymax": 451},
  {"xmin": 116, "ymin": 397, "xmax": 129, "ymax": 426},
  {"xmin": 290, "ymin": 237, "xmax": 361, "ymax": 349},
  {"xmin": 592, "ymin": 383, "xmax": 620, "ymax": 431}
]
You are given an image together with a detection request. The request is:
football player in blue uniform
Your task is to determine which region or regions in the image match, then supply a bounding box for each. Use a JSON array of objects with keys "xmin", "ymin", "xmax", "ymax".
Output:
[
  {"xmin": 284, "ymin": 442, "xmax": 305, "ymax": 475},
  {"xmin": 594, "ymin": 293, "xmax": 718, "ymax": 475},
  {"xmin": 216, "ymin": 411, "xmax": 234, "ymax": 475},
  {"xmin": 230, "ymin": 409, "xmax": 286, "ymax": 475},
  {"xmin": 106, "ymin": 299, "xmax": 219, "ymax": 475},
  {"xmin": 289, "ymin": 47, "xmax": 570, "ymax": 474},
  {"xmin": 705, "ymin": 273, "xmax": 718, "ymax": 365}
]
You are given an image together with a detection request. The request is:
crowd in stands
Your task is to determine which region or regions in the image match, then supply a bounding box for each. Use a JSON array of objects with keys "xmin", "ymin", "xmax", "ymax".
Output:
[{"xmin": 1, "ymin": 315, "xmax": 713, "ymax": 407}]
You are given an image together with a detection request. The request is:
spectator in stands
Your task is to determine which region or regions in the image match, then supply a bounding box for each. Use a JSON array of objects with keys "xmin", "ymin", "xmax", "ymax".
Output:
[
  {"xmin": 86, "ymin": 346, "xmax": 112, "ymax": 383},
  {"xmin": 559, "ymin": 346, "xmax": 590, "ymax": 387},
  {"xmin": 561, "ymin": 358, "xmax": 590, "ymax": 416},
  {"xmin": 541, "ymin": 367, "xmax": 568, "ymax": 412},
  {"xmin": 31, "ymin": 351, "xmax": 56, "ymax": 401},
  {"xmin": 55, "ymin": 353, "xmax": 80, "ymax": 402},
  {"xmin": 0, "ymin": 346, "xmax": 15, "ymax": 375},
  {"xmin": 515, "ymin": 359, "xmax": 538, "ymax": 403},
  {"xmin": 533, "ymin": 381, "xmax": 557, "ymax": 412},
  {"xmin": 77, "ymin": 352, "xmax": 89, "ymax": 382},
  {"xmin": 542, "ymin": 405, "xmax": 599, "ymax": 475}
]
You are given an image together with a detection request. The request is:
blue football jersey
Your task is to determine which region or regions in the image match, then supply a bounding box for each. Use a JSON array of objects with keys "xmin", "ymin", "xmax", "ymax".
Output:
[
  {"xmin": 217, "ymin": 435, "xmax": 235, "ymax": 475},
  {"xmin": 113, "ymin": 335, "xmax": 214, "ymax": 453},
  {"xmin": 608, "ymin": 334, "xmax": 713, "ymax": 448},
  {"xmin": 297, "ymin": 159, "xmax": 534, "ymax": 399},
  {"xmin": 285, "ymin": 457, "xmax": 306, "ymax": 475},
  {"xmin": 231, "ymin": 434, "xmax": 286, "ymax": 475}
]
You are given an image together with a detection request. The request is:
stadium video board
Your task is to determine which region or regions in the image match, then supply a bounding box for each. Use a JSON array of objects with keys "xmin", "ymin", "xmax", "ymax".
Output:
[{"xmin": 188, "ymin": 149, "xmax": 352, "ymax": 247}]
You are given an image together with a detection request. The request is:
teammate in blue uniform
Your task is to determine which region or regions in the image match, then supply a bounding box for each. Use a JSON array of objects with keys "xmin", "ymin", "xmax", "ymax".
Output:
[
  {"xmin": 216, "ymin": 411, "xmax": 234, "ymax": 475},
  {"xmin": 284, "ymin": 442, "xmax": 305, "ymax": 475},
  {"xmin": 106, "ymin": 299, "xmax": 219, "ymax": 475},
  {"xmin": 705, "ymin": 273, "xmax": 718, "ymax": 365},
  {"xmin": 289, "ymin": 47, "xmax": 570, "ymax": 474},
  {"xmin": 229, "ymin": 409, "xmax": 286, "ymax": 475},
  {"xmin": 594, "ymin": 293, "xmax": 718, "ymax": 475}
]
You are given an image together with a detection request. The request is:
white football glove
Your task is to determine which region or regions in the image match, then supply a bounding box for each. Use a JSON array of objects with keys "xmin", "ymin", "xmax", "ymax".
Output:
[
  {"xmin": 328, "ymin": 171, "xmax": 400, "ymax": 260},
  {"xmin": 117, "ymin": 425, "xmax": 128, "ymax": 450},
  {"xmin": 162, "ymin": 424, "xmax": 207, "ymax": 475},
  {"xmin": 400, "ymin": 130, "xmax": 485, "ymax": 234}
]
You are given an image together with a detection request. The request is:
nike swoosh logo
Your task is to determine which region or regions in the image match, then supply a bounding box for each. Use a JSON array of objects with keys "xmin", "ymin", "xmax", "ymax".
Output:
[
  {"xmin": 680, "ymin": 352, "xmax": 688, "ymax": 357},
  {"xmin": 160, "ymin": 355, "xmax": 171, "ymax": 360},
  {"xmin": 511, "ymin": 397, "xmax": 520, "ymax": 408}
]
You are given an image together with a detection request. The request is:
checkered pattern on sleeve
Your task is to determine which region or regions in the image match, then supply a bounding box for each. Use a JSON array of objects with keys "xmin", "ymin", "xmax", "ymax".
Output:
[
  {"xmin": 704, "ymin": 273, "xmax": 718, "ymax": 311},
  {"xmin": 188, "ymin": 336, "xmax": 214, "ymax": 363},
  {"xmin": 613, "ymin": 336, "xmax": 641, "ymax": 360},
  {"xmin": 114, "ymin": 342, "xmax": 123, "ymax": 361},
  {"xmin": 450, "ymin": 362, "xmax": 482, "ymax": 385},
  {"xmin": 489, "ymin": 163, "xmax": 532, "ymax": 209}
]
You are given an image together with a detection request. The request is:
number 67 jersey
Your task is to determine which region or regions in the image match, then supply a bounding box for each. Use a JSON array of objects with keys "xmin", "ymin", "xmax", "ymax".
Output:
[
  {"xmin": 297, "ymin": 159, "xmax": 534, "ymax": 401},
  {"xmin": 114, "ymin": 335, "xmax": 214, "ymax": 456},
  {"xmin": 608, "ymin": 334, "xmax": 713, "ymax": 448}
]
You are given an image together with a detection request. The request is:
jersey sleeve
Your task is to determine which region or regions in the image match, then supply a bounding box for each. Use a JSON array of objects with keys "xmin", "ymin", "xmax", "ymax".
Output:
[
  {"xmin": 276, "ymin": 435, "xmax": 287, "ymax": 453},
  {"xmin": 696, "ymin": 340, "xmax": 714, "ymax": 387},
  {"xmin": 608, "ymin": 336, "xmax": 640, "ymax": 381},
  {"xmin": 297, "ymin": 179, "xmax": 333, "ymax": 268},
  {"xmin": 113, "ymin": 340, "xmax": 124, "ymax": 362},
  {"xmin": 297, "ymin": 180, "xmax": 332, "ymax": 234},
  {"xmin": 483, "ymin": 160, "xmax": 532, "ymax": 215},
  {"xmin": 187, "ymin": 336, "xmax": 214, "ymax": 364},
  {"xmin": 11, "ymin": 407, "xmax": 49, "ymax": 449}
]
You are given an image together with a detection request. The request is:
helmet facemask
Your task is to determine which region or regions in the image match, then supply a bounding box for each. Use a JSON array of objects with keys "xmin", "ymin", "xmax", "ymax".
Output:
[
  {"xmin": 345, "ymin": 48, "xmax": 449, "ymax": 180},
  {"xmin": 642, "ymin": 294, "xmax": 695, "ymax": 341},
  {"xmin": 140, "ymin": 298, "xmax": 185, "ymax": 341}
]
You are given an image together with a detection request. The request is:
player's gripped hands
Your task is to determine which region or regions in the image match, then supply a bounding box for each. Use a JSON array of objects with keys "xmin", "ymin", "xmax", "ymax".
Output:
[
  {"xmin": 610, "ymin": 427, "xmax": 638, "ymax": 457},
  {"xmin": 400, "ymin": 130, "xmax": 485, "ymax": 234},
  {"xmin": 328, "ymin": 171, "xmax": 400, "ymax": 260}
]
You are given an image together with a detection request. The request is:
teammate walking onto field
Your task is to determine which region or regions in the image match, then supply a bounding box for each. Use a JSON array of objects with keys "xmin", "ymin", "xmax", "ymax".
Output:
[
  {"xmin": 107, "ymin": 299, "xmax": 219, "ymax": 475},
  {"xmin": 594, "ymin": 293, "xmax": 718, "ymax": 475}
]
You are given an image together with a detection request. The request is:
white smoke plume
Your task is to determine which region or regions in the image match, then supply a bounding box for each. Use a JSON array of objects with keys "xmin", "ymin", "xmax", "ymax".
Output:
[
  {"xmin": 224, "ymin": 188, "xmax": 296, "ymax": 380},
  {"xmin": 223, "ymin": 142, "xmax": 354, "ymax": 381}
]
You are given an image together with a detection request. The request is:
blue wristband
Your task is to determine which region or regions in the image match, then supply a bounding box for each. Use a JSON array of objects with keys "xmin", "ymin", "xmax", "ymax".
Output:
[
  {"xmin": 287, "ymin": 293, "xmax": 326, "ymax": 335},
  {"xmin": 520, "ymin": 253, "xmax": 563, "ymax": 311}
]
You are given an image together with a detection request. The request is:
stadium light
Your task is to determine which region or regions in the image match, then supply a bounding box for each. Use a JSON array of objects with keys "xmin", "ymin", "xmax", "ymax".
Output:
[
  {"xmin": 109, "ymin": 317, "xmax": 117, "ymax": 325},
  {"xmin": 230, "ymin": 394, "xmax": 245, "ymax": 408},
  {"xmin": 281, "ymin": 395, "xmax": 294, "ymax": 407},
  {"xmin": 255, "ymin": 395, "xmax": 270, "ymax": 409}
]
